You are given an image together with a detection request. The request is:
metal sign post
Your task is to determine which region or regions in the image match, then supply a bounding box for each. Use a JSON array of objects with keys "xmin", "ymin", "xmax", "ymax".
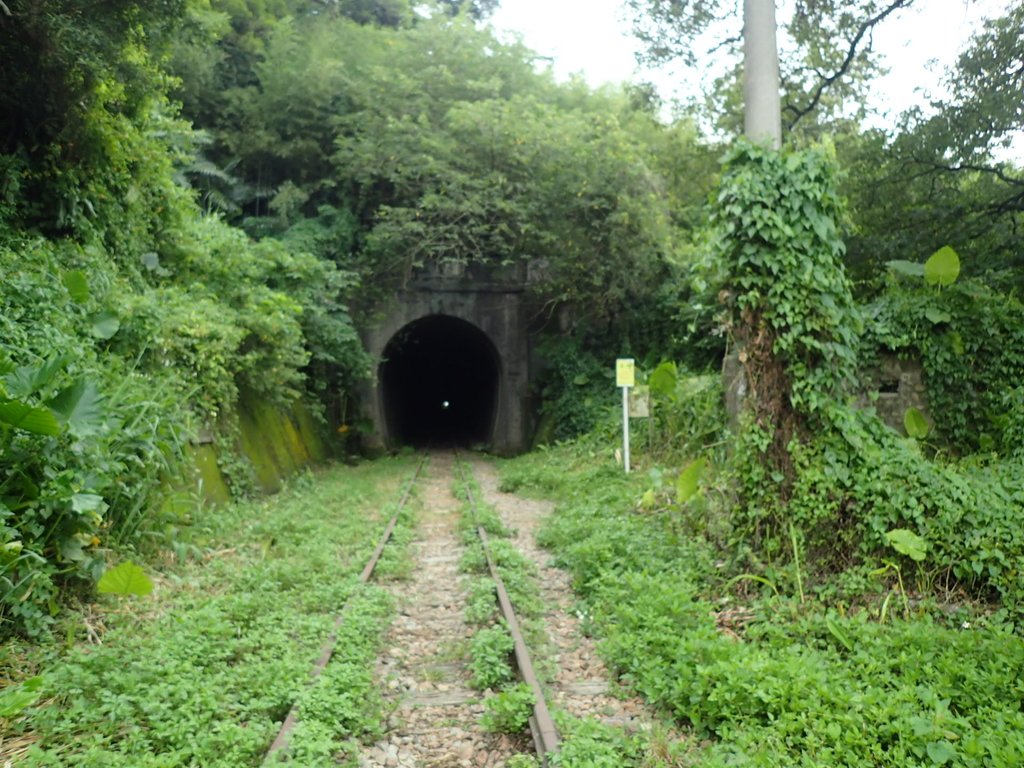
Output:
[{"xmin": 616, "ymin": 358, "xmax": 634, "ymax": 473}]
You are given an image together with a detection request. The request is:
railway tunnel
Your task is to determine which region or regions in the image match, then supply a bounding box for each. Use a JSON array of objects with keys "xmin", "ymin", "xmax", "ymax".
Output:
[
  {"xmin": 359, "ymin": 262, "xmax": 531, "ymax": 454},
  {"xmin": 380, "ymin": 315, "xmax": 500, "ymax": 447}
]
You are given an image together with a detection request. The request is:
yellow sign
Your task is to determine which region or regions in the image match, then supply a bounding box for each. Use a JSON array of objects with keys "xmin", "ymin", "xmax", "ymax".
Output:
[{"xmin": 616, "ymin": 358, "xmax": 635, "ymax": 388}]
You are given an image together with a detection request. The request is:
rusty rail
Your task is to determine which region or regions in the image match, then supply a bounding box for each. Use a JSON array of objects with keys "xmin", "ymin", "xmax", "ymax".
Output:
[
  {"xmin": 455, "ymin": 455, "xmax": 561, "ymax": 765},
  {"xmin": 262, "ymin": 454, "xmax": 426, "ymax": 765}
]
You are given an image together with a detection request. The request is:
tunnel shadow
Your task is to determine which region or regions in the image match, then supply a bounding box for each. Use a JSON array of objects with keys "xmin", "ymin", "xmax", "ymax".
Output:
[{"xmin": 380, "ymin": 314, "xmax": 500, "ymax": 448}]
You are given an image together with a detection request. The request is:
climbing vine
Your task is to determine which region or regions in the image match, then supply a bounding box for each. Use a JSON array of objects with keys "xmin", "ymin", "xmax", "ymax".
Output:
[
  {"xmin": 867, "ymin": 274, "xmax": 1024, "ymax": 455},
  {"xmin": 713, "ymin": 141, "xmax": 861, "ymax": 485},
  {"xmin": 707, "ymin": 146, "xmax": 1024, "ymax": 621}
]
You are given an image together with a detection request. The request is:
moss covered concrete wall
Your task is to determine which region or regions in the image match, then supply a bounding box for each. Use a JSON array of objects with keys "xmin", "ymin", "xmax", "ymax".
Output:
[
  {"xmin": 237, "ymin": 391, "xmax": 326, "ymax": 493},
  {"xmin": 178, "ymin": 393, "xmax": 328, "ymax": 506}
]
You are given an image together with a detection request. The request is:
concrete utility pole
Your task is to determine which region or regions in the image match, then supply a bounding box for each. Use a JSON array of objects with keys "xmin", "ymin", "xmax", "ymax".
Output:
[{"xmin": 743, "ymin": 0, "xmax": 782, "ymax": 149}]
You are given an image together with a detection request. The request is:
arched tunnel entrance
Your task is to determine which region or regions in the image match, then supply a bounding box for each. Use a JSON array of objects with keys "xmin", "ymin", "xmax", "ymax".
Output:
[{"xmin": 380, "ymin": 314, "xmax": 501, "ymax": 447}]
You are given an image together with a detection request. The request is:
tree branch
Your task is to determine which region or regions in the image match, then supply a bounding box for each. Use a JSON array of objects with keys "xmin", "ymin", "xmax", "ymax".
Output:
[
  {"xmin": 784, "ymin": 0, "xmax": 913, "ymax": 131},
  {"xmin": 915, "ymin": 157, "xmax": 1024, "ymax": 188}
]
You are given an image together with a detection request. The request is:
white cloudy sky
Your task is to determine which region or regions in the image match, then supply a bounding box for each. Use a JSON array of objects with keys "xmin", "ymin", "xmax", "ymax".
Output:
[{"xmin": 488, "ymin": 0, "xmax": 1009, "ymax": 121}]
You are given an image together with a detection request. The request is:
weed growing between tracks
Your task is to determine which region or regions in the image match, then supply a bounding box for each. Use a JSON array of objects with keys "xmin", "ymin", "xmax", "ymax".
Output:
[
  {"xmin": 456, "ymin": 460, "xmax": 655, "ymax": 765},
  {"xmin": 2, "ymin": 456, "xmax": 421, "ymax": 768},
  {"xmin": 501, "ymin": 441, "xmax": 1024, "ymax": 767},
  {"xmin": 281, "ymin": 589, "xmax": 394, "ymax": 765},
  {"xmin": 453, "ymin": 463, "xmax": 544, "ymax": 744}
]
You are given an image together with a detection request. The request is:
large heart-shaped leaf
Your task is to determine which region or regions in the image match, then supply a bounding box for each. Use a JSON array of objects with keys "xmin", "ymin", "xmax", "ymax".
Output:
[
  {"xmin": 62, "ymin": 270, "xmax": 90, "ymax": 303},
  {"xmin": 90, "ymin": 312, "xmax": 120, "ymax": 340},
  {"xmin": 886, "ymin": 528, "xmax": 928, "ymax": 562},
  {"xmin": 49, "ymin": 380, "xmax": 105, "ymax": 436},
  {"xmin": 924, "ymin": 246, "xmax": 960, "ymax": 287},
  {"xmin": 97, "ymin": 561, "xmax": 154, "ymax": 596},
  {"xmin": 648, "ymin": 361, "xmax": 678, "ymax": 398},
  {"xmin": 903, "ymin": 407, "xmax": 930, "ymax": 439}
]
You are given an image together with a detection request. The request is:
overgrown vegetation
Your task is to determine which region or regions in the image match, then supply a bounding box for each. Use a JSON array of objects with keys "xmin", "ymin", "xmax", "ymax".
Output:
[
  {"xmin": 1, "ymin": 457, "xmax": 417, "ymax": 766},
  {"xmin": 494, "ymin": 140, "xmax": 1024, "ymax": 766},
  {"xmin": 0, "ymin": 1, "xmax": 370, "ymax": 637},
  {"xmin": 4, "ymin": 0, "xmax": 1024, "ymax": 763},
  {"xmin": 503, "ymin": 433, "xmax": 1024, "ymax": 767},
  {"xmin": 454, "ymin": 466, "xmax": 538, "ymax": 707}
]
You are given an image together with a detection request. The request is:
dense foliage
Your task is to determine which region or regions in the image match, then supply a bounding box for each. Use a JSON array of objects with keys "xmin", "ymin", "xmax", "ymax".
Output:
[
  {"xmin": 867, "ymin": 272, "xmax": 1024, "ymax": 454},
  {"xmin": 699, "ymin": 142, "xmax": 1024, "ymax": 624},
  {"xmin": 0, "ymin": 1, "xmax": 366, "ymax": 637},
  {"xmin": 501, "ymin": 438, "xmax": 1024, "ymax": 767},
  {"xmin": 711, "ymin": 142, "xmax": 860, "ymax": 482},
  {"xmin": 169, "ymin": 3, "xmax": 717, "ymax": 327},
  {"xmin": 2, "ymin": 459, "xmax": 415, "ymax": 765}
]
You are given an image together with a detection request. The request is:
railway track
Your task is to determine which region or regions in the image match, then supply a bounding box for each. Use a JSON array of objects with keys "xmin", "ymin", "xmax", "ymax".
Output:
[{"xmin": 262, "ymin": 449, "xmax": 645, "ymax": 767}]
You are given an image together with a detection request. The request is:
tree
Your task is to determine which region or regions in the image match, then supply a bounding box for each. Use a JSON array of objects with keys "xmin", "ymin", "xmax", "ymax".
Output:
[
  {"xmin": 171, "ymin": 7, "xmax": 715, "ymax": 331},
  {"xmin": 627, "ymin": 0, "xmax": 913, "ymax": 138},
  {"xmin": 0, "ymin": 0, "xmax": 185, "ymax": 234},
  {"xmin": 839, "ymin": 1, "xmax": 1024, "ymax": 287},
  {"xmin": 897, "ymin": 1, "xmax": 1023, "ymax": 218}
]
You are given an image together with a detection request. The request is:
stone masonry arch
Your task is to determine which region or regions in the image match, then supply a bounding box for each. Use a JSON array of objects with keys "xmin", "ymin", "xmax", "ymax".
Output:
[{"xmin": 359, "ymin": 262, "xmax": 530, "ymax": 454}]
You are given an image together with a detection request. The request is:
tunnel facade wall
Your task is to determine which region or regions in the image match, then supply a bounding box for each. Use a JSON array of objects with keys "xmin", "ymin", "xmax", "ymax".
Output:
[{"xmin": 360, "ymin": 263, "xmax": 530, "ymax": 454}]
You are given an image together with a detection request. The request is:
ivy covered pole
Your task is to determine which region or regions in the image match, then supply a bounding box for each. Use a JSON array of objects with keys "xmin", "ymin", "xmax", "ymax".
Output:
[{"xmin": 743, "ymin": 0, "xmax": 782, "ymax": 149}]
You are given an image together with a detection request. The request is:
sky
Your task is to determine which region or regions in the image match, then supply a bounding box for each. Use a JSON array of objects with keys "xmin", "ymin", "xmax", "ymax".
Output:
[{"xmin": 487, "ymin": 0, "xmax": 1009, "ymax": 122}]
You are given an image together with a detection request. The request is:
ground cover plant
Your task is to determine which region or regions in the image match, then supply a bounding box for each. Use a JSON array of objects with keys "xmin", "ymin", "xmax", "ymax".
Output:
[
  {"xmin": 453, "ymin": 467, "xmax": 536, "ymax": 702},
  {"xmin": 502, "ymin": 440, "xmax": 1024, "ymax": 767},
  {"xmin": 495, "ymin": 141, "xmax": 1024, "ymax": 766},
  {"xmin": 0, "ymin": 456, "xmax": 419, "ymax": 767},
  {"xmin": 460, "ymin": 460, "xmax": 687, "ymax": 765}
]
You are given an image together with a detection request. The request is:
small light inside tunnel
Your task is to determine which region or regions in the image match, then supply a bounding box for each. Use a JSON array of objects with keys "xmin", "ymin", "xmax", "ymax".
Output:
[{"xmin": 441, "ymin": 400, "xmax": 450, "ymax": 410}]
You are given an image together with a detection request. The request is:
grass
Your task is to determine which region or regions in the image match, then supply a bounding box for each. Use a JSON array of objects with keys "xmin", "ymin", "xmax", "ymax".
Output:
[
  {"xmin": 1, "ymin": 456, "xmax": 421, "ymax": 768},
  {"xmin": 499, "ymin": 440, "xmax": 1024, "ymax": 768}
]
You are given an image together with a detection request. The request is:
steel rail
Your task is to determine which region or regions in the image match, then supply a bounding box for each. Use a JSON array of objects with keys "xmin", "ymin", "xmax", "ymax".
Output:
[
  {"xmin": 455, "ymin": 454, "xmax": 561, "ymax": 765},
  {"xmin": 262, "ymin": 454, "xmax": 427, "ymax": 765}
]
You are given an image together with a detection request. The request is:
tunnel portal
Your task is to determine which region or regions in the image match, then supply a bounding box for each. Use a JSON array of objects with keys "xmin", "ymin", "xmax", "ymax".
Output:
[{"xmin": 380, "ymin": 314, "xmax": 500, "ymax": 447}]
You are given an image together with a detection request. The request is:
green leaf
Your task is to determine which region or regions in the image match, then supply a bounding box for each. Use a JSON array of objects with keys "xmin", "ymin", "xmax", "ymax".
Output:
[
  {"xmin": 926, "ymin": 740, "xmax": 956, "ymax": 765},
  {"xmin": 0, "ymin": 398, "xmax": 61, "ymax": 435},
  {"xmin": 572, "ymin": 374, "xmax": 590, "ymax": 386},
  {"xmin": 924, "ymin": 246, "xmax": 960, "ymax": 287},
  {"xmin": 903, "ymin": 407, "xmax": 931, "ymax": 439},
  {"xmin": 886, "ymin": 260, "xmax": 925, "ymax": 278},
  {"xmin": 886, "ymin": 528, "xmax": 928, "ymax": 562},
  {"xmin": 676, "ymin": 457, "xmax": 707, "ymax": 503},
  {"xmin": 97, "ymin": 561, "xmax": 154, "ymax": 596},
  {"xmin": 62, "ymin": 270, "xmax": 90, "ymax": 303},
  {"xmin": 60, "ymin": 536, "xmax": 87, "ymax": 563},
  {"xmin": 0, "ymin": 676, "xmax": 44, "ymax": 717},
  {"xmin": 825, "ymin": 616, "xmax": 854, "ymax": 652},
  {"xmin": 89, "ymin": 311, "xmax": 120, "ymax": 340},
  {"xmin": 948, "ymin": 331, "xmax": 965, "ymax": 355},
  {"xmin": 48, "ymin": 380, "xmax": 105, "ymax": 436},
  {"xmin": 4, "ymin": 356, "xmax": 67, "ymax": 398},
  {"xmin": 648, "ymin": 361, "xmax": 678, "ymax": 398},
  {"xmin": 71, "ymin": 493, "xmax": 105, "ymax": 514},
  {"xmin": 924, "ymin": 307, "xmax": 952, "ymax": 324}
]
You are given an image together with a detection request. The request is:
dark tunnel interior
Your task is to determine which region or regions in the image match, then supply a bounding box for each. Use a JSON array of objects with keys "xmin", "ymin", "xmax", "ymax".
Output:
[{"xmin": 380, "ymin": 315, "xmax": 500, "ymax": 447}]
